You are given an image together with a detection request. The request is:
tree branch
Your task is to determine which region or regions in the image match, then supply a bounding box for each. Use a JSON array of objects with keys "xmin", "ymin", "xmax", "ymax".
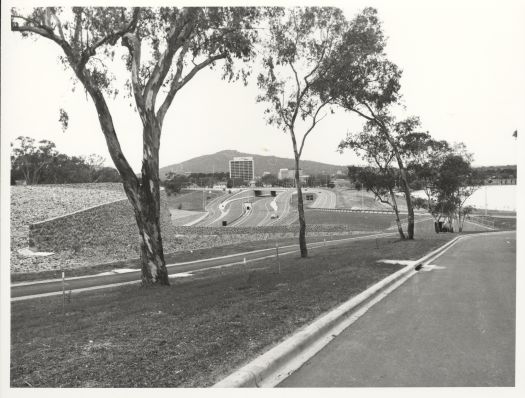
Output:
[
  {"xmin": 143, "ymin": 11, "xmax": 196, "ymax": 114},
  {"xmin": 157, "ymin": 51, "xmax": 226, "ymax": 126},
  {"xmin": 78, "ymin": 8, "xmax": 140, "ymax": 71},
  {"xmin": 298, "ymin": 100, "xmax": 330, "ymax": 158},
  {"xmin": 122, "ymin": 32, "xmax": 147, "ymax": 124}
]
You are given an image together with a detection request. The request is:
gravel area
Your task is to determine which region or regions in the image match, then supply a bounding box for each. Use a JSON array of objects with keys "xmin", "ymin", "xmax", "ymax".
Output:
[
  {"xmin": 9, "ymin": 183, "xmax": 312, "ymax": 274},
  {"xmin": 10, "ymin": 183, "xmax": 126, "ymax": 273},
  {"xmin": 9, "ymin": 184, "xmax": 374, "ymax": 275}
]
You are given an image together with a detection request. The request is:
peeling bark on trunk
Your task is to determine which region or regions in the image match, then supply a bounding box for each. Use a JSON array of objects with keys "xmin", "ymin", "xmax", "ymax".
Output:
[
  {"xmin": 88, "ymin": 85, "xmax": 170, "ymax": 286},
  {"xmin": 134, "ymin": 123, "xmax": 169, "ymax": 286},
  {"xmin": 389, "ymin": 188, "xmax": 406, "ymax": 240},
  {"xmin": 294, "ymin": 159, "xmax": 308, "ymax": 258}
]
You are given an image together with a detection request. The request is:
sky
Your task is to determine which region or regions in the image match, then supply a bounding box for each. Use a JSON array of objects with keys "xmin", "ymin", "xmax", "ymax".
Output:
[{"xmin": 2, "ymin": 0, "xmax": 524, "ymax": 175}]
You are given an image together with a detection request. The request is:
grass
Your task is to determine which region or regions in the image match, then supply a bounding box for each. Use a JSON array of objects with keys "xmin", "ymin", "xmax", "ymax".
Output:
[
  {"xmin": 165, "ymin": 189, "xmax": 225, "ymax": 211},
  {"xmin": 11, "ymin": 233, "xmax": 454, "ymax": 387},
  {"xmin": 491, "ymin": 217, "xmax": 517, "ymax": 230},
  {"xmin": 335, "ymin": 188, "xmax": 389, "ymax": 210},
  {"xmin": 298, "ymin": 210, "xmax": 428, "ymax": 230},
  {"xmin": 10, "ymin": 233, "xmax": 365, "ymax": 283}
]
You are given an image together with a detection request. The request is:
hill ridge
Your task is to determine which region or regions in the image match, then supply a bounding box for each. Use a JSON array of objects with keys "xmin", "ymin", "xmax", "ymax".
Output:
[{"xmin": 159, "ymin": 149, "xmax": 347, "ymax": 178}]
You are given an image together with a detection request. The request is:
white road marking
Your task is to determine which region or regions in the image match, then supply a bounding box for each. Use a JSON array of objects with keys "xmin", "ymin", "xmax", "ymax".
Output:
[
  {"xmin": 377, "ymin": 260, "xmax": 417, "ymax": 266},
  {"xmin": 419, "ymin": 264, "xmax": 447, "ymax": 272}
]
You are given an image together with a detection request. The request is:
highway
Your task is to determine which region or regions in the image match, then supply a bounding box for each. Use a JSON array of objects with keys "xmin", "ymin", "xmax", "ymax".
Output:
[
  {"xmin": 230, "ymin": 196, "xmax": 275, "ymax": 227},
  {"xmin": 309, "ymin": 188, "xmax": 337, "ymax": 208},
  {"xmin": 194, "ymin": 188, "xmax": 298, "ymax": 227},
  {"xmin": 267, "ymin": 189, "xmax": 296, "ymax": 226},
  {"xmin": 190, "ymin": 187, "xmax": 369, "ymax": 227},
  {"xmin": 196, "ymin": 189, "xmax": 251, "ymax": 227}
]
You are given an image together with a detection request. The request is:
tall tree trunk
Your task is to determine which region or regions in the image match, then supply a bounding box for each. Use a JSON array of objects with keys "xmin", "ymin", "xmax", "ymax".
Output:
[
  {"xmin": 294, "ymin": 157, "xmax": 308, "ymax": 258},
  {"xmin": 398, "ymin": 168, "xmax": 415, "ymax": 239},
  {"xmin": 389, "ymin": 188, "xmax": 406, "ymax": 239},
  {"xmin": 380, "ymin": 127, "xmax": 415, "ymax": 239},
  {"xmin": 134, "ymin": 123, "xmax": 169, "ymax": 285},
  {"xmin": 67, "ymin": 64, "xmax": 171, "ymax": 286}
]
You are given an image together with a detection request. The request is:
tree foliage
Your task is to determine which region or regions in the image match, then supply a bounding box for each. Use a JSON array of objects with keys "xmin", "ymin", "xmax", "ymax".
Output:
[
  {"xmin": 256, "ymin": 6, "xmax": 349, "ymax": 257},
  {"xmin": 10, "ymin": 136, "xmax": 120, "ymax": 185},
  {"xmin": 11, "ymin": 7, "xmax": 262, "ymax": 285},
  {"xmin": 412, "ymin": 146, "xmax": 482, "ymax": 232},
  {"xmin": 163, "ymin": 173, "xmax": 189, "ymax": 195},
  {"xmin": 339, "ymin": 124, "xmax": 406, "ymax": 238},
  {"xmin": 313, "ymin": 7, "xmax": 422, "ymax": 239}
]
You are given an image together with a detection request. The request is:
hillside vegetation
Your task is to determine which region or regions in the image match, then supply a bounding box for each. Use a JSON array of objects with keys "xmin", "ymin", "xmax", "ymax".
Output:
[{"xmin": 160, "ymin": 149, "xmax": 347, "ymax": 178}]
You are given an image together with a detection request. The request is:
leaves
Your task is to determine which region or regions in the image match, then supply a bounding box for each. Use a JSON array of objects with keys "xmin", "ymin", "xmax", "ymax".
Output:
[{"xmin": 58, "ymin": 108, "xmax": 69, "ymax": 132}]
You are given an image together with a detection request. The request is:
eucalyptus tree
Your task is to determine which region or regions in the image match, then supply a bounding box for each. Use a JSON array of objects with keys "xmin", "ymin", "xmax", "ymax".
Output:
[
  {"xmin": 409, "ymin": 142, "xmax": 481, "ymax": 232},
  {"xmin": 11, "ymin": 136, "xmax": 58, "ymax": 185},
  {"xmin": 434, "ymin": 152, "xmax": 481, "ymax": 232},
  {"xmin": 403, "ymin": 133, "xmax": 451, "ymax": 219},
  {"xmin": 339, "ymin": 123, "xmax": 406, "ymax": 239},
  {"xmin": 11, "ymin": 7, "xmax": 261, "ymax": 285},
  {"xmin": 256, "ymin": 7, "xmax": 347, "ymax": 257},
  {"xmin": 314, "ymin": 7, "xmax": 420, "ymax": 239}
]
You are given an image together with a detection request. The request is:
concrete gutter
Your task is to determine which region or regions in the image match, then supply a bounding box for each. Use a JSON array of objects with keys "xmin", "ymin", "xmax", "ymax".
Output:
[{"xmin": 213, "ymin": 235, "xmax": 464, "ymax": 388}]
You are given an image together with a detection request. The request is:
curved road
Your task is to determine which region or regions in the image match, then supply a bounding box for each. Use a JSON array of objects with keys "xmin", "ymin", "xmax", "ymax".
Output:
[
  {"xmin": 280, "ymin": 231, "xmax": 516, "ymax": 387},
  {"xmin": 310, "ymin": 188, "xmax": 337, "ymax": 208},
  {"xmin": 196, "ymin": 189, "xmax": 250, "ymax": 227}
]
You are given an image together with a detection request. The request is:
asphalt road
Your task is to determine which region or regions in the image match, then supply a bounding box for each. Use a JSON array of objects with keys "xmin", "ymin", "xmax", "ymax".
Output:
[
  {"xmin": 310, "ymin": 188, "xmax": 337, "ymax": 208},
  {"xmin": 279, "ymin": 231, "xmax": 516, "ymax": 387},
  {"xmin": 11, "ymin": 231, "xmax": 392, "ymax": 300}
]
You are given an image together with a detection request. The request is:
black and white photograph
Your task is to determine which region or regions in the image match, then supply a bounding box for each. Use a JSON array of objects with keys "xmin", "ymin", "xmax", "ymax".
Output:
[{"xmin": 1, "ymin": 0, "xmax": 523, "ymax": 395}]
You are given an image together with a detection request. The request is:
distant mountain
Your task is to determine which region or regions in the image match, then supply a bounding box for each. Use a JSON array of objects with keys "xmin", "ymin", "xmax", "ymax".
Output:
[{"xmin": 159, "ymin": 150, "xmax": 347, "ymax": 178}]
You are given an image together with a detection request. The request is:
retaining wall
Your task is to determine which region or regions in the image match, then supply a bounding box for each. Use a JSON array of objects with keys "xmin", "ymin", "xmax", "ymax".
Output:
[
  {"xmin": 28, "ymin": 192, "xmax": 177, "ymax": 252},
  {"xmin": 28, "ymin": 196, "xmax": 365, "ymax": 254}
]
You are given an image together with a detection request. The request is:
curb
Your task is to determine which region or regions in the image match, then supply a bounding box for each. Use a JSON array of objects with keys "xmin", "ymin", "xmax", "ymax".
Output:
[{"xmin": 213, "ymin": 235, "xmax": 463, "ymax": 388}]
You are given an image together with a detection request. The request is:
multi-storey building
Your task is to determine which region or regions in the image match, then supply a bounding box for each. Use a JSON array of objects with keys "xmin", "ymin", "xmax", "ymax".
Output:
[{"xmin": 229, "ymin": 157, "xmax": 254, "ymax": 183}]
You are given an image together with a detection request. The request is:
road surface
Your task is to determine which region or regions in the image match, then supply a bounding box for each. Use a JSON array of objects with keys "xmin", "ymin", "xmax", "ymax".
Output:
[
  {"xmin": 279, "ymin": 231, "xmax": 516, "ymax": 387},
  {"xmin": 196, "ymin": 189, "xmax": 250, "ymax": 226},
  {"xmin": 310, "ymin": 188, "xmax": 337, "ymax": 208},
  {"xmin": 231, "ymin": 196, "xmax": 275, "ymax": 227}
]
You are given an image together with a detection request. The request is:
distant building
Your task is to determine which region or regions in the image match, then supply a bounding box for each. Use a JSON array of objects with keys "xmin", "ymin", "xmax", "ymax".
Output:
[
  {"xmin": 278, "ymin": 168, "xmax": 303, "ymax": 180},
  {"xmin": 229, "ymin": 156, "xmax": 254, "ymax": 183},
  {"xmin": 278, "ymin": 168, "xmax": 291, "ymax": 180}
]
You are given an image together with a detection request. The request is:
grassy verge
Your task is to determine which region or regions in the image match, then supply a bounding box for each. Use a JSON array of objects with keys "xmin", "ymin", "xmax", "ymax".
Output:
[
  {"xmin": 11, "ymin": 234, "xmax": 453, "ymax": 387},
  {"xmin": 298, "ymin": 210, "xmax": 428, "ymax": 230},
  {"xmin": 165, "ymin": 190, "xmax": 225, "ymax": 212},
  {"xmin": 491, "ymin": 217, "xmax": 516, "ymax": 230},
  {"xmin": 10, "ymin": 233, "xmax": 368, "ymax": 283}
]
